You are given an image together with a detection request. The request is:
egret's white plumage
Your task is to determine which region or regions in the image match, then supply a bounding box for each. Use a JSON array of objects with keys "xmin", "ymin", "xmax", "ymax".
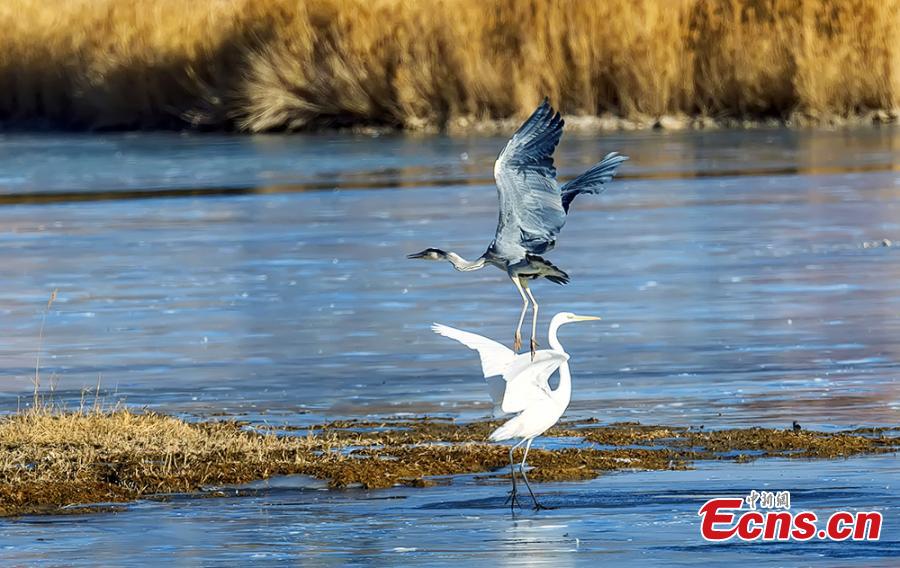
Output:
[{"xmin": 432, "ymin": 311, "xmax": 599, "ymax": 509}]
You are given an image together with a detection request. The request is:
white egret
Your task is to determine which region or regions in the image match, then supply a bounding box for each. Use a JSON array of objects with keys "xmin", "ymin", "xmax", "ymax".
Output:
[{"xmin": 432, "ymin": 311, "xmax": 600, "ymax": 510}]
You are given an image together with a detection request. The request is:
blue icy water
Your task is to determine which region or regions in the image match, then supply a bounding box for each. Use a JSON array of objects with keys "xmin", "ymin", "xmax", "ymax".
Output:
[
  {"xmin": 1, "ymin": 128, "xmax": 898, "ymax": 428},
  {"xmin": 0, "ymin": 127, "xmax": 898, "ymax": 564},
  {"xmin": 1, "ymin": 454, "xmax": 896, "ymax": 566}
]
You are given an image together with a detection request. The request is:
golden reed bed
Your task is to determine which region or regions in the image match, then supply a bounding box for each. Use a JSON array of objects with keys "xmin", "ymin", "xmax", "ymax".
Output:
[{"xmin": 0, "ymin": 0, "xmax": 897, "ymax": 131}]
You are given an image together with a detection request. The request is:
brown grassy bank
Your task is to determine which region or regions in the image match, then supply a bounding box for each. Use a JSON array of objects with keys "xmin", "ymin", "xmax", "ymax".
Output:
[
  {"xmin": 0, "ymin": 0, "xmax": 897, "ymax": 131},
  {"xmin": 0, "ymin": 409, "xmax": 896, "ymax": 516}
]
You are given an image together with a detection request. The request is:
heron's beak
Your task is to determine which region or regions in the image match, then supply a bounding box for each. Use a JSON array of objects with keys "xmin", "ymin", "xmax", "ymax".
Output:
[
  {"xmin": 407, "ymin": 251, "xmax": 428, "ymax": 259},
  {"xmin": 572, "ymin": 314, "xmax": 601, "ymax": 322}
]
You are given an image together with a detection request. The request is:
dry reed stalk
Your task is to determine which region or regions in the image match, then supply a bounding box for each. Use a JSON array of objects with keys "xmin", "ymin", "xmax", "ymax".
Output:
[{"xmin": 32, "ymin": 289, "xmax": 57, "ymax": 406}]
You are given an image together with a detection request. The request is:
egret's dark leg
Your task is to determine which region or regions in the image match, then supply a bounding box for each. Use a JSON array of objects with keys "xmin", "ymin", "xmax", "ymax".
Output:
[
  {"xmin": 523, "ymin": 282, "xmax": 539, "ymax": 360},
  {"xmin": 512, "ymin": 277, "xmax": 528, "ymax": 352},
  {"xmin": 519, "ymin": 438, "xmax": 551, "ymax": 510},
  {"xmin": 504, "ymin": 439, "xmax": 526, "ymax": 510}
]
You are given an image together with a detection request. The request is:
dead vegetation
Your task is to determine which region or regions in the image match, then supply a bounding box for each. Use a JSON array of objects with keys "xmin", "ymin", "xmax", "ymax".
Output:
[
  {"xmin": 0, "ymin": 409, "xmax": 895, "ymax": 516},
  {"xmin": 0, "ymin": 0, "xmax": 897, "ymax": 131}
]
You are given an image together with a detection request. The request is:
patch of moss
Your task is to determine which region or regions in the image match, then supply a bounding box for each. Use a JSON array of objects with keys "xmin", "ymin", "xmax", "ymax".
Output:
[{"xmin": 0, "ymin": 410, "xmax": 896, "ymax": 516}]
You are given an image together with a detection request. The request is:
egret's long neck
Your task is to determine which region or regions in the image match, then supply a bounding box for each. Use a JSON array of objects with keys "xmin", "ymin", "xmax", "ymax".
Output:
[
  {"xmin": 548, "ymin": 320, "xmax": 572, "ymax": 408},
  {"xmin": 445, "ymin": 252, "xmax": 485, "ymax": 272},
  {"xmin": 553, "ymin": 361, "xmax": 572, "ymax": 409},
  {"xmin": 548, "ymin": 320, "xmax": 565, "ymax": 352}
]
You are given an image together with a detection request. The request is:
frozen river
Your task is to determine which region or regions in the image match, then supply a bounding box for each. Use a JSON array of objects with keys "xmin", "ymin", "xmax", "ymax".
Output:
[{"xmin": 0, "ymin": 126, "xmax": 897, "ymax": 563}]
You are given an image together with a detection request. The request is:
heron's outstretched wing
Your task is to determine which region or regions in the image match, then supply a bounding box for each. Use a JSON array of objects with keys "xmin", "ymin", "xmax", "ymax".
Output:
[
  {"xmin": 431, "ymin": 323, "xmax": 516, "ymax": 406},
  {"xmin": 500, "ymin": 351, "xmax": 569, "ymax": 414},
  {"xmin": 492, "ymin": 99, "xmax": 567, "ymax": 259},
  {"xmin": 560, "ymin": 152, "xmax": 628, "ymax": 212}
]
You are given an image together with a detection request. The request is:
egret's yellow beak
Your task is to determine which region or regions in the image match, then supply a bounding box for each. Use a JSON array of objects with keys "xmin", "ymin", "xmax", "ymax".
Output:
[{"xmin": 572, "ymin": 314, "xmax": 601, "ymax": 321}]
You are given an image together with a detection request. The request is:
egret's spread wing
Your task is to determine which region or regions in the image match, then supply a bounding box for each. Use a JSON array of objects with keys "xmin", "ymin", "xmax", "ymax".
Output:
[
  {"xmin": 431, "ymin": 324, "xmax": 516, "ymax": 378},
  {"xmin": 432, "ymin": 324, "xmax": 516, "ymax": 408},
  {"xmin": 484, "ymin": 377, "xmax": 507, "ymax": 413},
  {"xmin": 492, "ymin": 99, "xmax": 567, "ymax": 259},
  {"xmin": 500, "ymin": 351, "xmax": 569, "ymax": 414}
]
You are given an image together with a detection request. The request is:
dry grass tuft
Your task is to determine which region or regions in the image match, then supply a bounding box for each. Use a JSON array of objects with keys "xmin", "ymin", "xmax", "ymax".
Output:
[
  {"xmin": 0, "ymin": 0, "xmax": 897, "ymax": 131},
  {"xmin": 1, "ymin": 409, "xmax": 895, "ymax": 516},
  {"xmin": 0, "ymin": 407, "xmax": 317, "ymax": 515}
]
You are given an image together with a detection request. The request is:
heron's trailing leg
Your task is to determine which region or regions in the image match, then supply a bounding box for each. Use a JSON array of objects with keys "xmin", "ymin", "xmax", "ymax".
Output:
[
  {"xmin": 504, "ymin": 439, "xmax": 526, "ymax": 510},
  {"xmin": 519, "ymin": 438, "xmax": 551, "ymax": 510},
  {"xmin": 524, "ymin": 282, "xmax": 539, "ymax": 360},
  {"xmin": 512, "ymin": 277, "xmax": 529, "ymax": 352}
]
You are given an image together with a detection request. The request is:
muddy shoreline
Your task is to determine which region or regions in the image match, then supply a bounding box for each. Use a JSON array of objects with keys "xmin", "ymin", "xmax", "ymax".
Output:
[
  {"xmin": 1, "ymin": 410, "xmax": 896, "ymax": 517},
  {"xmin": 3, "ymin": 110, "xmax": 897, "ymax": 136},
  {"xmin": 437, "ymin": 111, "xmax": 900, "ymax": 136}
]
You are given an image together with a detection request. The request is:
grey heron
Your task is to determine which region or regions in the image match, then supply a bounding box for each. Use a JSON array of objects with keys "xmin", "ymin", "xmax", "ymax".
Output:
[
  {"xmin": 409, "ymin": 99, "xmax": 626, "ymax": 357},
  {"xmin": 432, "ymin": 311, "xmax": 600, "ymax": 510}
]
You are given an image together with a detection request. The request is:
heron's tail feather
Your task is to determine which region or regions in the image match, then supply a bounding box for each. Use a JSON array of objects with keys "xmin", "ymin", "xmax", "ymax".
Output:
[
  {"xmin": 525, "ymin": 254, "xmax": 569, "ymax": 285},
  {"xmin": 546, "ymin": 274, "xmax": 569, "ymax": 285},
  {"xmin": 561, "ymin": 152, "xmax": 628, "ymax": 212}
]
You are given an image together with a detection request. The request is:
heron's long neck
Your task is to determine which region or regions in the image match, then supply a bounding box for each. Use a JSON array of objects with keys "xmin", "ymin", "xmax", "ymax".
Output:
[
  {"xmin": 548, "ymin": 321, "xmax": 572, "ymax": 408},
  {"xmin": 445, "ymin": 252, "xmax": 485, "ymax": 272}
]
